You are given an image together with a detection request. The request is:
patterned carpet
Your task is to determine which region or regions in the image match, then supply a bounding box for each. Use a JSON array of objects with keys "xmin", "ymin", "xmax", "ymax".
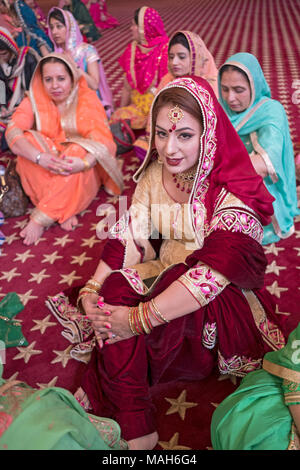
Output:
[{"xmin": 1, "ymin": 0, "xmax": 300, "ymax": 450}]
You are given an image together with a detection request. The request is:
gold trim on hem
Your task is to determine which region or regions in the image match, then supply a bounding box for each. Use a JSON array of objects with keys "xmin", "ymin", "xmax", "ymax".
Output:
[
  {"xmin": 30, "ymin": 208, "xmax": 55, "ymax": 227},
  {"xmin": 262, "ymin": 358, "xmax": 300, "ymax": 384}
]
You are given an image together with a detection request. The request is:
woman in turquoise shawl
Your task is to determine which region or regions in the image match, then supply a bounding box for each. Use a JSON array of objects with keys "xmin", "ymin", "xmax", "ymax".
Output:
[
  {"xmin": 211, "ymin": 323, "xmax": 300, "ymax": 450},
  {"xmin": 218, "ymin": 52, "xmax": 299, "ymax": 245}
]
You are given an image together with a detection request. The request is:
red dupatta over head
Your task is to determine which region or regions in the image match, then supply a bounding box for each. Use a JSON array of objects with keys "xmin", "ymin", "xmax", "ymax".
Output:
[
  {"xmin": 119, "ymin": 6, "xmax": 169, "ymax": 94},
  {"xmin": 134, "ymin": 76, "xmax": 274, "ymax": 247}
]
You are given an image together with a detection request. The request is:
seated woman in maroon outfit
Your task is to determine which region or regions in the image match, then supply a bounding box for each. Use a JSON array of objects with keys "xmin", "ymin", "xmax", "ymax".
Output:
[{"xmin": 71, "ymin": 77, "xmax": 286, "ymax": 450}]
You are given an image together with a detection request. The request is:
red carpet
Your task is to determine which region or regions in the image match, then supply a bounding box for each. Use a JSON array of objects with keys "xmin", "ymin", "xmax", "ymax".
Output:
[{"xmin": 1, "ymin": 0, "xmax": 300, "ymax": 450}]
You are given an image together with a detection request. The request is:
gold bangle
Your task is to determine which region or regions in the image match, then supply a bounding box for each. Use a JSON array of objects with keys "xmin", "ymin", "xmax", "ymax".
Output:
[
  {"xmin": 138, "ymin": 302, "xmax": 151, "ymax": 334},
  {"xmin": 83, "ymin": 158, "xmax": 90, "ymax": 171},
  {"xmin": 150, "ymin": 299, "xmax": 169, "ymax": 323}
]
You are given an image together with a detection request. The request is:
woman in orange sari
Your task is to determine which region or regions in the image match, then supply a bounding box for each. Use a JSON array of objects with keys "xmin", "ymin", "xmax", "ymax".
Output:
[{"xmin": 5, "ymin": 52, "xmax": 123, "ymax": 245}]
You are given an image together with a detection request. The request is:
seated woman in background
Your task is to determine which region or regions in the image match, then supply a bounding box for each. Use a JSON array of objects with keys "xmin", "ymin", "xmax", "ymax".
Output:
[
  {"xmin": 58, "ymin": 0, "xmax": 101, "ymax": 43},
  {"xmin": 0, "ymin": 0, "xmax": 22, "ymax": 36},
  {"xmin": 211, "ymin": 322, "xmax": 300, "ymax": 450},
  {"xmin": 24, "ymin": 0, "xmax": 48, "ymax": 33},
  {"xmin": 219, "ymin": 52, "xmax": 299, "ymax": 245},
  {"xmin": 47, "ymin": 7, "xmax": 113, "ymax": 118},
  {"xmin": 134, "ymin": 30, "xmax": 219, "ymax": 159},
  {"xmin": 110, "ymin": 6, "xmax": 169, "ymax": 130},
  {"xmin": 10, "ymin": 0, "xmax": 53, "ymax": 56},
  {"xmin": 0, "ymin": 26, "xmax": 39, "ymax": 149},
  {"xmin": 49, "ymin": 77, "xmax": 286, "ymax": 450},
  {"xmin": 82, "ymin": 0, "xmax": 119, "ymax": 30},
  {"xmin": 5, "ymin": 53, "xmax": 123, "ymax": 245}
]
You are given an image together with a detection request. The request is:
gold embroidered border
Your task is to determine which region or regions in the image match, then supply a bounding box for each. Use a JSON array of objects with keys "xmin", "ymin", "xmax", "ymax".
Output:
[
  {"xmin": 263, "ymin": 358, "xmax": 300, "ymax": 384},
  {"xmin": 5, "ymin": 125, "xmax": 24, "ymax": 147},
  {"xmin": 284, "ymin": 392, "xmax": 300, "ymax": 405},
  {"xmin": 63, "ymin": 136, "xmax": 123, "ymax": 192},
  {"xmin": 30, "ymin": 207, "xmax": 55, "ymax": 227},
  {"xmin": 250, "ymin": 131, "xmax": 278, "ymax": 183}
]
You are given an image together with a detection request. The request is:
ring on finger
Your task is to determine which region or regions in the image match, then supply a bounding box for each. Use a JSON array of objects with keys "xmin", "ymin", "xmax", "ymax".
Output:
[{"xmin": 111, "ymin": 333, "xmax": 116, "ymax": 339}]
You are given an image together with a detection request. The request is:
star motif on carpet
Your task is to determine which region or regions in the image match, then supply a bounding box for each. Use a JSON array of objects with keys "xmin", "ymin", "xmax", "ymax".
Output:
[
  {"xmin": 165, "ymin": 390, "xmax": 198, "ymax": 420},
  {"xmin": 266, "ymin": 260, "xmax": 286, "ymax": 276},
  {"xmin": 0, "ymin": 267, "xmax": 21, "ymax": 282},
  {"xmin": 70, "ymin": 251, "xmax": 92, "ymax": 266},
  {"xmin": 53, "ymin": 234, "xmax": 73, "ymax": 247},
  {"xmin": 158, "ymin": 432, "xmax": 191, "ymax": 450},
  {"xmin": 29, "ymin": 268, "xmax": 51, "ymax": 284},
  {"xmin": 51, "ymin": 345, "xmax": 73, "ymax": 368},
  {"xmin": 294, "ymin": 247, "xmax": 300, "ymax": 256},
  {"xmin": 13, "ymin": 219, "xmax": 27, "ymax": 230},
  {"xmin": 266, "ymin": 280, "xmax": 289, "ymax": 298},
  {"xmin": 18, "ymin": 289, "xmax": 38, "ymax": 305},
  {"xmin": 275, "ymin": 305, "xmax": 290, "ymax": 316},
  {"xmin": 30, "ymin": 315, "xmax": 57, "ymax": 334},
  {"xmin": 4, "ymin": 232, "xmax": 20, "ymax": 245},
  {"xmin": 42, "ymin": 250, "xmax": 63, "ymax": 265},
  {"xmin": 13, "ymin": 249, "xmax": 35, "ymax": 263},
  {"xmin": 36, "ymin": 376, "xmax": 58, "ymax": 389},
  {"xmin": 58, "ymin": 270, "xmax": 82, "ymax": 286},
  {"xmin": 217, "ymin": 373, "xmax": 238, "ymax": 385},
  {"xmin": 80, "ymin": 235, "xmax": 101, "ymax": 248},
  {"xmin": 33, "ymin": 236, "xmax": 47, "ymax": 246},
  {"xmin": 263, "ymin": 243, "xmax": 285, "ymax": 256},
  {"xmin": 13, "ymin": 341, "xmax": 43, "ymax": 364}
]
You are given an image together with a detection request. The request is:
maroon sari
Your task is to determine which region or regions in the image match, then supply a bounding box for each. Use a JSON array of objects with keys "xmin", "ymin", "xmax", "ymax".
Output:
[{"xmin": 48, "ymin": 77, "xmax": 286, "ymax": 441}]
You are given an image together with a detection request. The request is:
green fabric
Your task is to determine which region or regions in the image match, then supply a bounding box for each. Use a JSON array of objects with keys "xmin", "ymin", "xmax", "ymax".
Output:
[
  {"xmin": 0, "ymin": 362, "xmax": 127, "ymax": 450},
  {"xmin": 211, "ymin": 369, "xmax": 292, "ymax": 450},
  {"xmin": 211, "ymin": 324, "xmax": 300, "ymax": 450},
  {"xmin": 64, "ymin": 0, "xmax": 101, "ymax": 41},
  {"xmin": 0, "ymin": 293, "xmax": 28, "ymax": 348},
  {"xmin": 218, "ymin": 52, "xmax": 299, "ymax": 245}
]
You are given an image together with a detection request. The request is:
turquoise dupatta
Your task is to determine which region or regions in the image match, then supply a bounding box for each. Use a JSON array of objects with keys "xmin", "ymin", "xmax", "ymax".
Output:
[{"xmin": 218, "ymin": 52, "xmax": 299, "ymax": 245}]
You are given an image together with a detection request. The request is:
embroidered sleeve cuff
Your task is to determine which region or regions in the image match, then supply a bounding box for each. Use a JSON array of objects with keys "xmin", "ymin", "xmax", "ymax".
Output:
[
  {"xmin": 283, "ymin": 380, "xmax": 300, "ymax": 406},
  {"xmin": 177, "ymin": 262, "xmax": 230, "ymax": 306}
]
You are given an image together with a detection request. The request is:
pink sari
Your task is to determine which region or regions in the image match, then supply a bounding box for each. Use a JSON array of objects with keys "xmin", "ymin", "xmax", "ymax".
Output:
[
  {"xmin": 119, "ymin": 6, "xmax": 169, "ymax": 95},
  {"xmin": 47, "ymin": 7, "xmax": 113, "ymax": 116},
  {"xmin": 81, "ymin": 0, "xmax": 119, "ymax": 29}
]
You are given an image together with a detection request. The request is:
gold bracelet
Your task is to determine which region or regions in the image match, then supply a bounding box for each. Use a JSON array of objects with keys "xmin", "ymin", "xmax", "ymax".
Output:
[
  {"xmin": 150, "ymin": 299, "xmax": 169, "ymax": 323},
  {"xmin": 83, "ymin": 158, "xmax": 90, "ymax": 171},
  {"xmin": 87, "ymin": 278, "xmax": 102, "ymax": 290},
  {"xmin": 138, "ymin": 302, "xmax": 151, "ymax": 334}
]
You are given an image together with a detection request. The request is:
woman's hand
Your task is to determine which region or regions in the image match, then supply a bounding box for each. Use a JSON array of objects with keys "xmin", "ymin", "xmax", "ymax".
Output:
[
  {"xmin": 38, "ymin": 152, "xmax": 73, "ymax": 175},
  {"xmin": 86, "ymin": 299, "xmax": 134, "ymax": 346}
]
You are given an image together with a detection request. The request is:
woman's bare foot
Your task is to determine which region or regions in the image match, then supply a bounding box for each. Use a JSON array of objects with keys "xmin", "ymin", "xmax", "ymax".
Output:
[
  {"xmin": 60, "ymin": 215, "xmax": 78, "ymax": 231},
  {"xmin": 74, "ymin": 387, "xmax": 92, "ymax": 411},
  {"xmin": 128, "ymin": 431, "xmax": 159, "ymax": 450},
  {"xmin": 20, "ymin": 219, "xmax": 44, "ymax": 245}
]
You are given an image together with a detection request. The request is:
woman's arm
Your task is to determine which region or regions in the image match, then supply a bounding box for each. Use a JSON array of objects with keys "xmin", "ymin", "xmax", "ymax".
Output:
[
  {"xmin": 78, "ymin": 60, "xmax": 100, "ymax": 91},
  {"xmin": 119, "ymin": 75, "xmax": 132, "ymax": 107}
]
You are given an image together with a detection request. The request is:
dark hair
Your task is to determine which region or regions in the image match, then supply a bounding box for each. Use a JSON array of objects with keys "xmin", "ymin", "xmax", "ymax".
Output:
[
  {"xmin": 219, "ymin": 64, "xmax": 250, "ymax": 86},
  {"xmin": 48, "ymin": 8, "xmax": 66, "ymax": 25},
  {"xmin": 151, "ymin": 87, "xmax": 203, "ymax": 143},
  {"xmin": 134, "ymin": 8, "xmax": 141, "ymax": 25},
  {"xmin": 168, "ymin": 32, "xmax": 190, "ymax": 52},
  {"xmin": 40, "ymin": 56, "xmax": 73, "ymax": 83}
]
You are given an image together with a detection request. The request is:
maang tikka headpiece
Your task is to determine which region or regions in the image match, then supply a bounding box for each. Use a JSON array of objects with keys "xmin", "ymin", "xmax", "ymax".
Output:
[{"xmin": 168, "ymin": 105, "xmax": 184, "ymax": 132}]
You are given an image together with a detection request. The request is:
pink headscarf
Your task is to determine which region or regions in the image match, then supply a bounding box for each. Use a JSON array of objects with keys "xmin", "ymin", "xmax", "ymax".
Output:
[{"xmin": 119, "ymin": 6, "xmax": 169, "ymax": 95}]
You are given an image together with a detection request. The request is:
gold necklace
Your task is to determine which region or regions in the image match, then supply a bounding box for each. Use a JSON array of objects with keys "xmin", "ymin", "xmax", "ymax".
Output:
[{"xmin": 172, "ymin": 165, "xmax": 197, "ymax": 194}]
